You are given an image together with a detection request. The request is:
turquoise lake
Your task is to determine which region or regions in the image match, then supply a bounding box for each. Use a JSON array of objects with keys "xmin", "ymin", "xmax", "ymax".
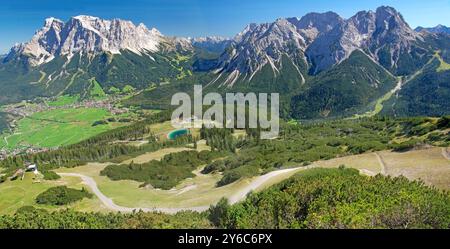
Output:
[{"xmin": 167, "ymin": 129, "xmax": 189, "ymax": 140}]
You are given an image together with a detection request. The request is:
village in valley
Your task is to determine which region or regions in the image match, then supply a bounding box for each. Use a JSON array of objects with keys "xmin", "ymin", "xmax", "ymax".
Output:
[{"xmin": 0, "ymin": 95, "xmax": 134, "ymax": 159}]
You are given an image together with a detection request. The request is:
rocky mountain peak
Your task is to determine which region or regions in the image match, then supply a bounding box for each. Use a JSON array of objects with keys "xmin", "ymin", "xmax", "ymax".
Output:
[
  {"xmin": 349, "ymin": 10, "xmax": 376, "ymax": 35},
  {"xmin": 233, "ymin": 23, "xmax": 258, "ymax": 43},
  {"xmin": 191, "ymin": 36, "xmax": 232, "ymax": 53},
  {"xmin": 44, "ymin": 17, "xmax": 64, "ymax": 28},
  {"xmin": 7, "ymin": 15, "xmax": 164, "ymax": 66},
  {"xmin": 372, "ymin": 6, "xmax": 418, "ymax": 44},
  {"xmin": 215, "ymin": 17, "xmax": 307, "ymax": 82},
  {"xmin": 288, "ymin": 11, "xmax": 343, "ymax": 44},
  {"xmin": 305, "ymin": 6, "xmax": 423, "ymax": 74}
]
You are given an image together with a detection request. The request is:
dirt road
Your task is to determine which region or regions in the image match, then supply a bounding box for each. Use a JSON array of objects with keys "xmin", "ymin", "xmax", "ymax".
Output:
[
  {"xmin": 442, "ymin": 148, "xmax": 450, "ymax": 161},
  {"xmin": 59, "ymin": 166, "xmax": 317, "ymax": 213},
  {"xmin": 375, "ymin": 152, "xmax": 387, "ymax": 175},
  {"xmin": 228, "ymin": 166, "xmax": 316, "ymax": 204},
  {"xmin": 58, "ymin": 173, "xmax": 209, "ymax": 214},
  {"xmin": 59, "ymin": 165, "xmax": 376, "ymax": 213}
]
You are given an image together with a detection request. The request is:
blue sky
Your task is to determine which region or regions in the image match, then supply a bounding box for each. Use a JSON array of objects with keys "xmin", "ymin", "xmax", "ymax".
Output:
[{"xmin": 0, "ymin": 0, "xmax": 449, "ymax": 53}]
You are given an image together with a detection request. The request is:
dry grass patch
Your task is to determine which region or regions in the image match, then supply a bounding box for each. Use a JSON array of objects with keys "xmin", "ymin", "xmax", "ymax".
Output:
[
  {"xmin": 313, "ymin": 152, "xmax": 382, "ymax": 174},
  {"xmin": 379, "ymin": 147, "xmax": 450, "ymax": 189}
]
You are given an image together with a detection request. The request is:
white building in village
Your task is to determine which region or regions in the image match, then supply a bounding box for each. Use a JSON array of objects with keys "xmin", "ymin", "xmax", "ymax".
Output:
[{"xmin": 26, "ymin": 164, "xmax": 38, "ymax": 174}]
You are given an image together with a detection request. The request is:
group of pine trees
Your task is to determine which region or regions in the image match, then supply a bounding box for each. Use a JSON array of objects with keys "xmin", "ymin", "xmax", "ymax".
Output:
[
  {"xmin": 100, "ymin": 150, "xmax": 224, "ymax": 190},
  {"xmin": 200, "ymin": 126, "xmax": 237, "ymax": 152}
]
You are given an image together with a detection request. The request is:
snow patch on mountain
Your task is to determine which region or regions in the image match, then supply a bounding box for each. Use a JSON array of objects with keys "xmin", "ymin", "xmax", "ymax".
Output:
[{"xmin": 7, "ymin": 15, "xmax": 163, "ymax": 66}]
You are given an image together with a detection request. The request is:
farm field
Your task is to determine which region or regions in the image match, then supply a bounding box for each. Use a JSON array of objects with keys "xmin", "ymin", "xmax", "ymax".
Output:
[
  {"xmin": 47, "ymin": 95, "xmax": 80, "ymax": 107},
  {"xmin": 0, "ymin": 108, "xmax": 125, "ymax": 149}
]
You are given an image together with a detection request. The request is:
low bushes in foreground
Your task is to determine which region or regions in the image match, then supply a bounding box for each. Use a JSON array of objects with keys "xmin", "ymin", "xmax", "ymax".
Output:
[
  {"xmin": 0, "ymin": 207, "xmax": 212, "ymax": 229},
  {"xmin": 210, "ymin": 168, "xmax": 450, "ymax": 229}
]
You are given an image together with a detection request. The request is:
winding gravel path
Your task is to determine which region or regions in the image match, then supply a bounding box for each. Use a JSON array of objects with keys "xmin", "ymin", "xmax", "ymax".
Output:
[
  {"xmin": 375, "ymin": 152, "xmax": 387, "ymax": 175},
  {"xmin": 58, "ymin": 173, "xmax": 209, "ymax": 214},
  {"xmin": 228, "ymin": 166, "xmax": 316, "ymax": 204},
  {"xmin": 442, "ymin": 148, "xmax": 450, "ymax": 161},
  {"xmin": 59, "ymin": 164, "xmax": 376, "ymax": 213},
  {"xmin": 58, "ymin": 166, "xmax": 313, "ymax": 213}
]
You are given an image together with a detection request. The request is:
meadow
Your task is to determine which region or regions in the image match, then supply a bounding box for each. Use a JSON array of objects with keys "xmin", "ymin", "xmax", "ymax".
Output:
[
  {"xmin": 0, "ymin": 172, "xmax": 107, "ymax": 215},
  {"xmin": 0, "ymin": 108, "xmax": 124, "ymax": 149},
  {"xmin": 47, "ymin": 95, "xmax": 80, "ymax": 107}
]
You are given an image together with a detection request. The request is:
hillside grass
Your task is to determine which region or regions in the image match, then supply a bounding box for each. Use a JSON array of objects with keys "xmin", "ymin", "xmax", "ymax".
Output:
[
  {"xmin": 0, "ymin": 172, "xmax": 106, "ymax": 215},
  {"xmin": 47, "ymin": 95, "xmax": 80, "ymax": 107},
  {"xmin": 56, "ymin": 163, "xmax": 249, "ymax": 209},
  {"xmin": 435, "ymin": 51, "xmax": 450, "ymax": 72},
  {"xmin": 379, "ymin": 147, "xmax": 450, "ymax": 189}
]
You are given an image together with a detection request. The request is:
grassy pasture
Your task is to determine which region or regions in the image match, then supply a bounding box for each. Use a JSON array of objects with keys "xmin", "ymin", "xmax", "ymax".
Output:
[
  {"xmin": 0, "ymin": 108, "xmax": 124, "ymax": 149},
  {"xmin": 379, "ymin": 147, "xmax": 450, "ymax": 190},
  {"xmin": 47, "ymin": 95, "xmax": 79, "ymax": 107},
  {"xmin": 313, "ymin": 152, "xmax": 383, "ymax": 174},
  {"xmin": 314, "ymin": 147, "xmax": 450, "ymax": 190},
  {"xmin": 121, "ymin": 147, "xmax": 193, "ymax": 164},
  {"xmin": 435, "ymin": 51, "xmax": 450, "ymax": 72}
]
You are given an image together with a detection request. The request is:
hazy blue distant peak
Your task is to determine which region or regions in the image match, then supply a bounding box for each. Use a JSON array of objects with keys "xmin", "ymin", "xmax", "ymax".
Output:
[{"xmin": 416, "ymin": 25, "xmax": 450, "ymax": 34}]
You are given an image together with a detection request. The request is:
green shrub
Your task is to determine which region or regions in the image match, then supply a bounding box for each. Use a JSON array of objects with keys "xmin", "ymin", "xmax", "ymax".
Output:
[
  {"xmin": 41, "ymin": 171, "xmax": 61, "ymax": 180},
  {"xmin": 217, "ymin": 171, "xmax": 242, "ymax": 187},
  {"xmin": 390, "ymin": 139, "xmax": 422, "ymax": 152},
  {"xmin": 208, "ymin": 198, "xmax": 230, "ymax": 228},
  {"xmin": 101, "ymin": 150, "xmax": 224, "ymax": 190},
  {"xmin": 0, "ymin": 175, "xmax": 7, "ymax": 183},
  {"xmin": 218, "ymin": 168, "xmax": 450, "ymax": 229},
  {"xmin": 35, "ymin": 186, "xmax": 93, "ymax": 206},
  {"xmin": 436, "ymin": 116, "xmax": 450, "ymax": 129},
  {"xmin": 92, "ymin": 120, "xmax": 109, "ymax": 126}
]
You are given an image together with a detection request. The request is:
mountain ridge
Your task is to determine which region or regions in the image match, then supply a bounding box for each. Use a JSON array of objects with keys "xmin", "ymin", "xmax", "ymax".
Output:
[
  {"xmin": 1, "ymin": 6, "xmax": 449, "ymax": 119},
  {"xmin": 416, "ymin": 25, "xmax": 450, "ymax": 34},
  {"xmin": 5, "ymin": 15, "xmax": 166, "ymax": 66}
]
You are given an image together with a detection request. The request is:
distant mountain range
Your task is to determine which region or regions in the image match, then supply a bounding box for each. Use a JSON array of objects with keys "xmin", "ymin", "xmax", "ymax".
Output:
[
  {"xmin": 416, "ymin": 24, "xmax": 450, "ymax": 34},
  {"xmin": 1, "ymin": 6, "xmax": 449, "ymax": 119}
]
